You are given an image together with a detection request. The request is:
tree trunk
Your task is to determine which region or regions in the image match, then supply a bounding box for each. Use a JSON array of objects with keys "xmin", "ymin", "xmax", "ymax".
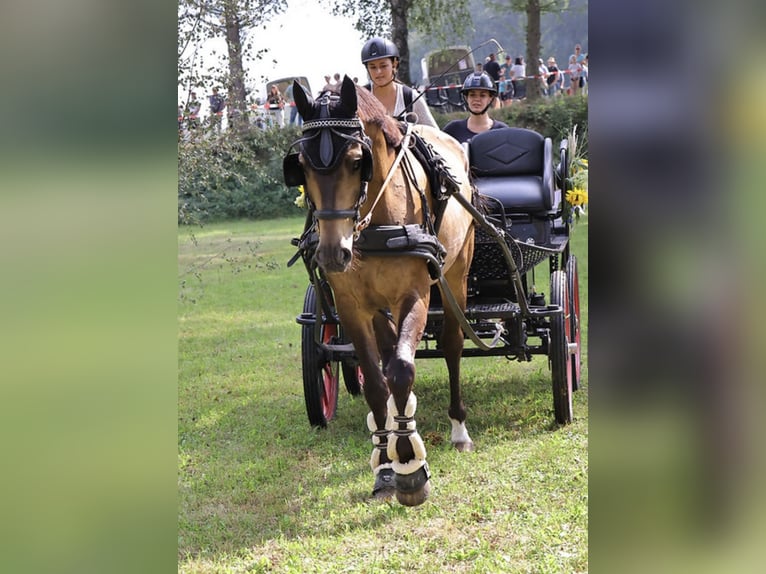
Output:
[
  {"xmin": 390, "ymin": 0, "xmax": 413, "ymax": 86},
  {"xmin": 223, "ymin": 1, "xmax": 248, "ymax": 131},
  {"xmin": 525, "ymin": 0, "xmax": 542, "ymax": 102}
]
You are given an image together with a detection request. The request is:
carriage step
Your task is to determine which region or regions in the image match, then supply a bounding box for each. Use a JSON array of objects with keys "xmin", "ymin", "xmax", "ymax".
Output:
[
  {"xmin": 466, "ymin": 302, "xmax": 519, "ymax": 316},
  {"xmin": 428, "ymin": 301, "xmax": 520, "ymax": 321}
]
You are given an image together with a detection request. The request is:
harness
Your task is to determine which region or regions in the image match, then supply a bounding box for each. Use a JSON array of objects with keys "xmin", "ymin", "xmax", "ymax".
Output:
[
  {"xmin": 286, "ymin": 107, "xmax": 526, "ymax": 350},
  {"xmin": 282, "ymin": 92, "xmax": 373, "ymax": 222}
]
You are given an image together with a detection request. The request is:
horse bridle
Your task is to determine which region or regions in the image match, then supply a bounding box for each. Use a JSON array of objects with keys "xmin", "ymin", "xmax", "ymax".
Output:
[{"xmin": 283, "ymin": 94, "xmax": 373, "ymax": 223}]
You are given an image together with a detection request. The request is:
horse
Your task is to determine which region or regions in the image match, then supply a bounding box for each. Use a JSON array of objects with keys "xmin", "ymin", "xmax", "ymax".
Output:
[{"xmin": 286, "ymin": 75, "xmax": 476, "ymax": 506}]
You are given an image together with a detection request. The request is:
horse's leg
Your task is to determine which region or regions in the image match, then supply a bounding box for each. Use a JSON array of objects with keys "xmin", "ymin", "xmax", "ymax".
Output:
[
  {"xmin": 366, "ymin": 311, "xmax": 399, "ymax": 498},
  {"xmin": 440, "ymin": 233, "xmax": 475, "ymax": 452},
  {"xmin": 341, "ymin": 311, "xmax": 396, "ymax": 499},
  {"xmin": 386, "ymin": 292, "xmax": 432, "ymax": 507}
]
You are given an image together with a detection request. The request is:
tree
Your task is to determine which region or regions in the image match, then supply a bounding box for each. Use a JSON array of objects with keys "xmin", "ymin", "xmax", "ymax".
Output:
[
  {"xmin": 178, "ymin": 0, "xmax": 287, "ymax": 131},
  {"xmin": 489, "ymin": 0, "xmax": 570, "ymax": 101},
  {"xmin": 329, "ymin": 0, "xmax": 471, "ymax": 86}
]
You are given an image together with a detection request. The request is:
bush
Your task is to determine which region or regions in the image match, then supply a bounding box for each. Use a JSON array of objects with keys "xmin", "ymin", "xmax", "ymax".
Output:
[{"xmin": 178, "ymin": 124, "xmax": 305, "ymax": 225}]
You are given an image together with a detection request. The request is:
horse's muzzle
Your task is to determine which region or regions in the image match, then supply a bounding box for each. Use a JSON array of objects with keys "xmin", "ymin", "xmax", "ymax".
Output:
[{"xmin": 315, "ymin": 245, "xmax": 353, "ymax": 273}]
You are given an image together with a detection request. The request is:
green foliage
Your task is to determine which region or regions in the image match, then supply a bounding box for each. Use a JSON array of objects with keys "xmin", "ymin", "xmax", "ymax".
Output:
[
  {"xmin": 178, "ymin": 0, "xmax": 288, "ymax": 98},
  {"xmin": 434, "ymin": 94, "xmax": 588, "ymax": 149},
  {"xmin": 178, "ymin": 125, "xmax": 304, "ymax": 224}
]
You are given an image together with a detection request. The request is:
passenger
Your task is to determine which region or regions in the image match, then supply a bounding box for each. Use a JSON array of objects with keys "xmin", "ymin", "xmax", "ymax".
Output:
[
  {"xmin": 442, "ymin": 72, "xmax": 509, "ymax": 144},
  {"xmin": 361, "ymin": 37, "xmax": 438, "ymax": 128}
]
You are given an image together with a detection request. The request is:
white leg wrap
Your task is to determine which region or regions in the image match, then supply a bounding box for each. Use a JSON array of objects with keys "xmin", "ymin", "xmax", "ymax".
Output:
[
  {"xmin": 410, "ymin": 431, "xmax": 427, "ymax": 460},
  {"xmin": 391, "ymin": 458, "xmax": 425, "ymax": 475},
  {"xmin": 368, "ymin": 411, "xmax": 392, "ymax": 475},
  {"xmin": 450, "ymin": 418, "xmax": 473, "ymax": 445},
  {"xmin": 386, "ymin": 392, "xmax": 427, "ymax": 476},
  {"xmin": 370, "ymin": 449, "xmax": 393, "ymax": 475}
]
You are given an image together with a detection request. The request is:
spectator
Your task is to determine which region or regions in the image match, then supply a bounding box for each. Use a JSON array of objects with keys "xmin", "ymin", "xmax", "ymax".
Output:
[
  {"xmin": 500, "ymin": 55, "xmax": 514, "ymax": 105},
  {"xmin": 483, "ymin": 52, "xmax": 501, "ymax": 84},
  {"xmin": 266, "ymin": 84, "xmax": 285, "ymax": 127},
  {"xmin": 442, "ymin": 72, "xmax": 509, "ymax": 144},
  {"xmin": 571, "ymin": 43, "xmax": 585, "ymax": 64},
  {"xmin": 285, "ymin": 82, "xmax": 303, "ymax": 127},
  {"xmin": 567, "ymin": 54, "xmax": 583, "ymax": 96},
  {"xmin": 360, "ymin": 37, "xmax": 437, "ymax": 128},
  {"xmin": 321, "ymin": 75, "xmax": 334, "ymax": 94},
  {"xmin": 546, "ymin": 57, "xmax": 561, "ymax": 97},
  {"xmin": 208, "ymin": 87, "xmax": 225, "ymax": 133},
  {"xmin": 185, "ymin": 92, "xmax": 201, "ymax": 131},
  {"xmin": 537, "ymin": 58, "xmax": 549, "ymax": 96},
  {"xmin": 483, "ymin": 53, "xmax": 502, "ymax": 109},
  {"xmin": 510, "ymin": 57, "xmax": 526, "ymax": 100}
]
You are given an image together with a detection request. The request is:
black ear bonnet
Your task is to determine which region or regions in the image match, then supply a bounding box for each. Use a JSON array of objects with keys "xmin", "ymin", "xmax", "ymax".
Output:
[{"xmin": 283, "ymin": 92, "xmax": 372, "ymax": 187}]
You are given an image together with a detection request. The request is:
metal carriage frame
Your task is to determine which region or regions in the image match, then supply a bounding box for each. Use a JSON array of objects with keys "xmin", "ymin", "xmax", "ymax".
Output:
[{"xmin": 291, "ymin": 126, "xmax": 582, "ymax": 428}]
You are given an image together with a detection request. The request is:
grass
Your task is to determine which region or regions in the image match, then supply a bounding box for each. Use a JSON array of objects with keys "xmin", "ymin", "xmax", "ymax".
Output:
[{"xmin": 178, "ymin": 216, "xmax": 588, "ymax": 573}]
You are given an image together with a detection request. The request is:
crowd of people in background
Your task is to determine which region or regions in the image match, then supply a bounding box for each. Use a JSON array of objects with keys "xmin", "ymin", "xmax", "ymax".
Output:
[
  {"xmin": 478, "ymin": 42, "xmax": 588, "ymax": 108},
  {"xmin": 178, "ymin": 41, "xmax": 587, "ymax": 139}
]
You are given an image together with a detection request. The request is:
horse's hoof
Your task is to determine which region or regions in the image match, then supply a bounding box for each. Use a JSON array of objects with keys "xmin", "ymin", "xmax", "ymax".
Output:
[
  {"xmin": 453, "ymin": 440, "xmax": 475, "ymax": 452},
  {"xmin": 396, "ymin": 479, "xmax": 431, "ymax": 507},
  {"xmin": 371, "ymin": 468, "xmax": 396, "ymax": 500},
  {"xmin": 394, "ymin": 464, "xmax": 431, "ymax": 507}
]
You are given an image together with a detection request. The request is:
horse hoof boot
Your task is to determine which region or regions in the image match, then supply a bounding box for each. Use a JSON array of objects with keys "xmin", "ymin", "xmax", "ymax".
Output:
[
  {"xmin": 394, "ymin": 464, "xmax": 431, "ymax": 507},
  {"xmin": 371, "ymin": 468, "xmax": 396, "ymax": 500}
]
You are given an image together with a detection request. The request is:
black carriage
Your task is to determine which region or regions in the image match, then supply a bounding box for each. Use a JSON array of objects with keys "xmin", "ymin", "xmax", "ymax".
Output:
[{"xmin": 292, "ymin": 126, "xmax": 581, "ymax": 427}]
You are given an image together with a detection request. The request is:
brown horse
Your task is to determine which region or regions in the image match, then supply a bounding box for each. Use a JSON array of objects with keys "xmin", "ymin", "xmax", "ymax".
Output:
[{"xmin": 288, "ymin": 76, "xmax": 475, "ymax": 506}]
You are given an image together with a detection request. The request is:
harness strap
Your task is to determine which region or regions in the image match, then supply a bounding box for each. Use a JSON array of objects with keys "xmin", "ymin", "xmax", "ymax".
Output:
[{"xmin": 354, "ymin": 122, "xmax": 415, "ymax": 235}]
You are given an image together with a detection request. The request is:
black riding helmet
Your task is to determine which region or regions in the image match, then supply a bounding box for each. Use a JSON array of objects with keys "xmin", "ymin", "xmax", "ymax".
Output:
[
  {"xmin": 361, "ymin": 37, "xmax": 399, "ymax": 64},
  {"xmin": 461, "ymin": 72, "xmax": 497, "ymax": 115},
  {"xmin": 461, "ymin": 72, "xmax": 497, "ymax": 96}
]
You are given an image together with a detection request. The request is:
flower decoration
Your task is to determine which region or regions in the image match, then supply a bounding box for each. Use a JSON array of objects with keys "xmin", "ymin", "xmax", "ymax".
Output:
[
  {"xmin": 294, "ymin": 185, "xmax": 306, "ymax": 208},
  {"xmin": 564, "ymin": 125, "xmax": 588, "ymax": 225}
]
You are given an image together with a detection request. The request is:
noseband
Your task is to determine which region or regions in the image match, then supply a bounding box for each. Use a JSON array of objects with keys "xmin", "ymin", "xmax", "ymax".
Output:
[{"xmin": 284, "ymin": 94, "xmax": 373, "ymax": 223}]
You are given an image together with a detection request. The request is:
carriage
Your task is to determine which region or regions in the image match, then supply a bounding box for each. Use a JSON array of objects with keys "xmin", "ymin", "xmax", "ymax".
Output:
[
  {"xmin": 285, "ymin": 76, "xmax": 581, "ymax": 504},
  {"xmin": 290, "ymin": 107, "xmax": 581, "ymax": 429}
]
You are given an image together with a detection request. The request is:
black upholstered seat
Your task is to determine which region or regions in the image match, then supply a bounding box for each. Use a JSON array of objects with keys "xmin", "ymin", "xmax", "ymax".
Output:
[{"xmin": 469, "ymin": 128, "xmax": 555, "ymax": 213}]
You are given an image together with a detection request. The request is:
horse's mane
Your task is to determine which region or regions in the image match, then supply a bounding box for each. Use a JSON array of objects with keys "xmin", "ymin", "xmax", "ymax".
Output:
[{"xmin": 354, "ymin": 85, "xmax": 404, "ymax": 149}]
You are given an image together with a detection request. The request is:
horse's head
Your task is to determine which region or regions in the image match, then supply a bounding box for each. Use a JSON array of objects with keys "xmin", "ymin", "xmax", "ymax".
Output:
[{"xmin": 283, "ymin": 75, "xmax": 372, "ymax": 273}]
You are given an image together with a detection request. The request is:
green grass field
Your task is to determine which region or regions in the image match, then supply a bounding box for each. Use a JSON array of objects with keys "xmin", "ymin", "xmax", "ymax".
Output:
[{"xmin": 178, "ymin": 216, "xmax": 588, "ymax": 573}]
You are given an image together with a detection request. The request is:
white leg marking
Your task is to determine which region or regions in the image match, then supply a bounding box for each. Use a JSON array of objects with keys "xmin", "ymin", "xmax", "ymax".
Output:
[{"xmin": 450, "ymin": 418, "xmax": 472, "ymax": 445}]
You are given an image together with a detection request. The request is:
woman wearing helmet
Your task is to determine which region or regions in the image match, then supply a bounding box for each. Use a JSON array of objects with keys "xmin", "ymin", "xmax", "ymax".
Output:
[
  {"xmin": 361, "ymin": 37, "xmax": 438, "ymax": 128},
  {"xmin": 442, "ymin": 72, "xmax": 509, "ymax": 143}
]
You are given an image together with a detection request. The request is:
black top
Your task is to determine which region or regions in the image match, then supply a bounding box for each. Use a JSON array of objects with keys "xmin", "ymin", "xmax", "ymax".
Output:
[
  {"xmin": 442, "ymin": 119, "xmax": 509, "ymax": 144},
  {"xmin": 484, "ymin": 60, "xmax": 501, "ymax": 82}
]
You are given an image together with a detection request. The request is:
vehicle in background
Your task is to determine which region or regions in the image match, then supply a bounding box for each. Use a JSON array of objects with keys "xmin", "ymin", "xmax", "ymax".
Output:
[{"xmin": 419, "ymin": 46, "xmax": 475, "ymax": 112}]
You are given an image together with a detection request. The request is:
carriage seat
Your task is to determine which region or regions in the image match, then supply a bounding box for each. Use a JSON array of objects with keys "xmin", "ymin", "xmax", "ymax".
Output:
[{"xmin": 468, "ymin": 128, "xmax": 555, "ymax": 213}]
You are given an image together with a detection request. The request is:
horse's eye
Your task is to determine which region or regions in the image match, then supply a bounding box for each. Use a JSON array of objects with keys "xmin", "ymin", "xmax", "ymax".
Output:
[{"xmin": 352, "ymin": 159, "xmax": 362, "ymax": 171}]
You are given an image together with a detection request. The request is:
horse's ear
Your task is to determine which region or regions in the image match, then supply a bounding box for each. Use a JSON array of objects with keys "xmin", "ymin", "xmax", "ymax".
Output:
[
  {"xmin": 293, "ymin": 80, "xmax": 313, "ymax": 119},
  {"xmin": 338, "ymin": 75, "xmax": 358, "ymax": 117}
]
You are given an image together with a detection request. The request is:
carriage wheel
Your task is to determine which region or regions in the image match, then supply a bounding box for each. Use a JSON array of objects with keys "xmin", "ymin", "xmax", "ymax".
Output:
[
  {"xmin": 550, "ymin": 270, "xmax": 573, "ymax": 424},
  {"xmin": 566, "ymin": 255, "xmax": 582, "ymax": 391},
  {"xmin": 341, "ymin": 362, "xmax": 364, "ymax": 395},
  {"xmin": 301, "ymin": 284, "xmax": 339, "ymax": 428}
]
